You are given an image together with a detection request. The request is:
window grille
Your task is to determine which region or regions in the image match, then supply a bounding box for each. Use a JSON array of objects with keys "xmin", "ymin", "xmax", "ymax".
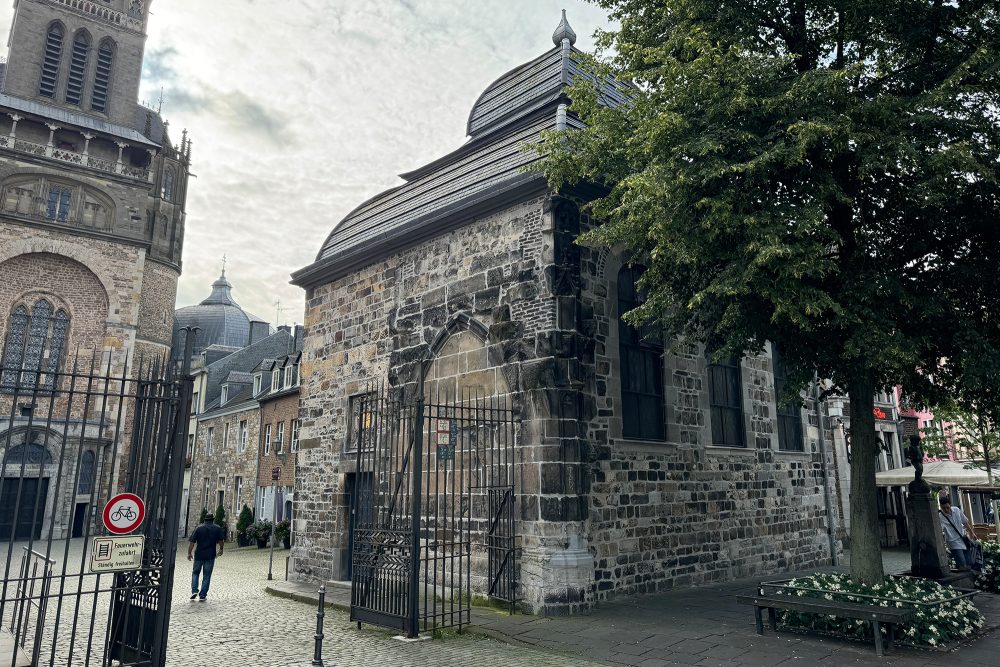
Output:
[
  {"xmin": 708, "ymin": 356, "xmax": 745, "ymax": 447},
  {"xmin": 91, "ymin": 40, "xmax": 114, "ymax": 112},
  {"xmin": 39, "ymin": 23, "xmax": 64, "ymax": 98},
  {"xmin": 346, "ymin": 393, "xmax": 377, "ymax": 452},
  {"xmin": 617, "ymin": 265, "xmax": 664, "ymax": 440},
  {"xmin": 772, "ymin": 345, "xmax": 804, "ymax": 451},
  {"xmin": 65, "ymin": 31, "xmax": 91, "ymax": 105}
]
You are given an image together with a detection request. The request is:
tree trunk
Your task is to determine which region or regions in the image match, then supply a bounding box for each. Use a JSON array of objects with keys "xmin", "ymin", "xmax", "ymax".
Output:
[{"xmin": 848, "ymin": 371, "xmax": 885, "ymax": 584}]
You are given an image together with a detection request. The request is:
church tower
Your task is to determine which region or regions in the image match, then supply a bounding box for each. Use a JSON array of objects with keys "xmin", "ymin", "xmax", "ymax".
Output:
[
  {"xmin": 0, "ymin": 0, "xmax": 192, "ymax": 540},
  {"xmin": 0, "ymin": 0, "xmax": 191, "ymax": 370}
]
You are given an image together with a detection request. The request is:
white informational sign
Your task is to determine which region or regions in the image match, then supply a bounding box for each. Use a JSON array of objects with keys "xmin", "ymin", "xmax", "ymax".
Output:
[{"xmin": 89, "ymin": 535, "xmax": 145, "ymax": 573}]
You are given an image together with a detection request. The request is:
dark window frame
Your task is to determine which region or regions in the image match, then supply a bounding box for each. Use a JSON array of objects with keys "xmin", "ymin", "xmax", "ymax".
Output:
[
  {"xmin": 345, "ymin": 392, "xmax": 377, "ymax": 453},
  {"xmin": 65, "ymin": 30, "xmax": 91, "ymax": 106},
  {"xmin": 617, "ymin": 265, "xmax": 665, "ymax": 441},
  {"xmin": 39, "ymin": 22, "xmax": 64, "ymax": 99},
  {"xmin": 772, "ymin": 345, "xmax": 804, "ymax": 452},
  {"xmin": 708, "ymin": 355, "xmax": 745, "ymax": 447}
]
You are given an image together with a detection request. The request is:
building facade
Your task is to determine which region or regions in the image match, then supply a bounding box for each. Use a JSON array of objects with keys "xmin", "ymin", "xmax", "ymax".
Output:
[
  {"xmin": 0, "ymin": 0, "xmax": 190, "ymax": 540},
  {"xmin": 255, "ymin": 352, "xmax": 300, "ymax": 530},
  {"xmin": 290, "ymin": 15, "xmax": 838, "ymax": 614}
]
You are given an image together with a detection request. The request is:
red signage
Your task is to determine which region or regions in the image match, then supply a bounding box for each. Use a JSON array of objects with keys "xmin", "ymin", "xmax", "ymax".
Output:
[
  {"xmin": 102, "ymin": 493, "xmax": 145, "ymax": 535},
  {"xmin": 873, "ymin": 407, "xmax": 890, "ymax": 420}
]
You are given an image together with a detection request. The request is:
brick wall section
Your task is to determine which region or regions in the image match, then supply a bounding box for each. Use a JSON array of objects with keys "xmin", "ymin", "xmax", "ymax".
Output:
[
  {"xmin": 187, "ymin": 403, "xmax": 261, "ymax": 537},
  {"xmin": 258, "ymin": 389, "xmax": 298, "ymax": 489}
]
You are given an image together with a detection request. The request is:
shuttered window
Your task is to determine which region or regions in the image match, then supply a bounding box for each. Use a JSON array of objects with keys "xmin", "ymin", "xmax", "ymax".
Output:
[
  {"xmin": 39, "ymin": 23, "xmax": 64, "ymax": 98},
  {"xmin": 91, "ymin": 40, "xmax": 115, "ymax": 112},
  {"xmin": 772, "ymin": 345, "xmax": 804, "ymax": 451},
  {"xmin": 65, "ymin": 31, "xmax": 91, "ymax": 105},
  {"xmin": 708, "ymin": 356, "xmax": 745, "ymax": 447}
]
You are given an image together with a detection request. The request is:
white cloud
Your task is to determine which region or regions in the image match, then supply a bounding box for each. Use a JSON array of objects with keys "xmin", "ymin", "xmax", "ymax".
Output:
[{"xmin": 2, "ymin": 0, "xmax": 611, "ymax": 326}]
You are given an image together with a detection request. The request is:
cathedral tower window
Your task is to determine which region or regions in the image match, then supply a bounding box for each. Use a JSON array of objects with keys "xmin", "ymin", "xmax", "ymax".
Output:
[
  {"xmin": 46, "ymin": 186, "xmax": 73, "ymax": 222},
  {"xmin": 39, "ymin": 22, "xmax": 65, "ymax": 98},
  {"xmin": 1, "ymin": 299, "xmax": 70, "ymax": 393},
  {"xmin": 65, "ymin": 31, "xmax": 92, "ymax": 106},
  {"xmin": 617, "ymin": 265, "xmax": 665, "ymax": 440},
  {"xmin": 162, "ymin": 167, "xmax": 175, "ymax": 201},
  {"xmin": 91, "ymin": 39, "xmax": 116, "ymax": 113}
]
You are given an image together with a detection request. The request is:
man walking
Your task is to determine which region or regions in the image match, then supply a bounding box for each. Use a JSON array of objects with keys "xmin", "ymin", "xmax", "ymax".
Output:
[
  {"xmin": 188, "ymin": 513, "xmax": 225, "ymax": 600},
  {"xmin": 939, "ymin": 496, "xmax": 978, "ymax": 570}
]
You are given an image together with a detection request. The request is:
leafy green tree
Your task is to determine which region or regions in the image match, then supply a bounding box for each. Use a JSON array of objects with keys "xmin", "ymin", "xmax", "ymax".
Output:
[{"xmin": 539, "ymin": 0, "xmax": 1000, "ymax": 584}]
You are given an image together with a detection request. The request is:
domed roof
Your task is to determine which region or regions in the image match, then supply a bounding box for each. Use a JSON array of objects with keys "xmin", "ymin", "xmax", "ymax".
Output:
[{"xmin": 171, "ymin": 272, "xmax": 271, "ymax": 359}]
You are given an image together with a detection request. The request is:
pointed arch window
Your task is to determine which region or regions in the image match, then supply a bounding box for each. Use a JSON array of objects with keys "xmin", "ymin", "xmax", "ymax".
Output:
[
  {"xmin": 1, "ymin": 299, "xmax": 70, "ymax": 393},
  {"xmin": 617, "ymin": 265, "xmax": 665, "ymax": 440},
  {"xmin": 77, "ymin": 451, "xmax": 96, "ymax": 495},
  {"xmin": 39, "ymin": 23, "xmax": 65, "ymax": 98},
  {"xmin": 65, "ymin": 31, "xmax": 92, "ymax": 106},
  {"xmin": 162, "ymin": 167, "xmax": 175, "ymax": 201},
  {"xmin": 91, "ymin": 39, "xmax": 115, "ymax": 113}
]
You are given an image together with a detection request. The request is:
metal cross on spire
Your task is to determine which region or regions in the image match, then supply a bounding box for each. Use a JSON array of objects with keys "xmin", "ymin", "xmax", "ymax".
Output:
[{"xmin": 221, "ymin": 254, "xmax": 227, "ymax": 277}]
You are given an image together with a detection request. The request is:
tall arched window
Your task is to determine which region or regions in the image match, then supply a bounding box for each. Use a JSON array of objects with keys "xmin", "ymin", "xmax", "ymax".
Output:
[
  {"xmin": 39, "ymin": 23, "xmax": 65, "ymax": 98},
  {"xmin": 617, "ymin": 265, "xmax": 664, "ymax": 440},
  {"xmin": 91, "ymin": 39, "xmax": 115, "ymax": 113},
  {"xmin": 162, "ymin": 167, "xmax": 175, "ymax": 201},
  {"xmin": 1, "ymin": 299, "xmax": 70, "ymax": 393},
  {"xmin": 77, "ymin": 451, "xmax": 96, "ymax": 495},
  {"xmin": 65, "ymin": 30, "xmax": 92, "ymax": 106}
]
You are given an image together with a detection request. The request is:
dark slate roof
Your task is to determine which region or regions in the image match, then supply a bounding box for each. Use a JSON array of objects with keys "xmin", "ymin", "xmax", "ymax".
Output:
[
  {"xmin": 0, "ymin": 93, "xmax": 159, "ymax": 147},
  {"xmin": 134, "ymin": 105, "xmax": 170, "ymax": 146},
  {"xmin": 224, "ymin": 371, "xmax": 254, "ymax": 385},
  {"xmin": 292, "ymin": 14, "xmax": 626, "ymax": 290},
  {"xmin": 197, "ymin": 329, "xmax": 295, "ymax": 406},
  {"xmin": 172, "ymin": 273, "xmax": 272, "ymax": 360}
]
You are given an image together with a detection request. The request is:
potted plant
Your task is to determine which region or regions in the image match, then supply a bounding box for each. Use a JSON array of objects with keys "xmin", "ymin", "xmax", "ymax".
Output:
[
  {"xmin": 274, "ymin": 519, "xmax": 291, "ymax": 549},
  {"xmin": 254, "ymin": 520, "xmax": 272, "ymax": 549},
  {"xmin": 235, "ymin": 505, "xmax": 254, "ymax": 547}
]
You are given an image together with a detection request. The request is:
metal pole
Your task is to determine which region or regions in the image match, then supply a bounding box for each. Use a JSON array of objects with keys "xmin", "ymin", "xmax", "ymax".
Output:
[
  {"xmin": 408, "ymin": 398, "xmax": 425, "ymax": 639},
  {"xmin": 813, "ymin": 374, "xmax": 838, "ymax": 566},
  {"xmin": 311, "ymin": 585, "xmax": 325, "ymax": 667},
  {"xmin": 267, "ymin": 477, "xmax": 278, "ymax": 581}
]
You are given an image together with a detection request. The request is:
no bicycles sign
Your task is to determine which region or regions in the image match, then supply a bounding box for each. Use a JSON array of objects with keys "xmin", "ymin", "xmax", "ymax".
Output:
[{"xmin": 103, "ymin": 493, "xmax": 145, "ymax": 535}]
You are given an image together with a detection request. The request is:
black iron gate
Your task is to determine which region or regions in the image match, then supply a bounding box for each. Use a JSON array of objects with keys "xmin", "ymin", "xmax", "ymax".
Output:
[
  {"xmin": 349, "ymin": 388, "xmax": 518, "ymax": 637},
  {"xmin": 1, "ymin": 340, "xmax": 192, "ymax": 666}
]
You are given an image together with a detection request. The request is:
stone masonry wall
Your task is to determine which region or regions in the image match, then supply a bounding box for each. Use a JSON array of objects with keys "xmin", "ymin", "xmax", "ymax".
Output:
[
  {"xmin": 294, "ymin": 196, "xmax": 551, "ymax": 584},
  {"xmin": 258, "ymin": 390, "xmax": 299, "ymax": 489},
  {"xmin": 578, "ymin": 247, "xmax": 836, "ymax": 602},
  {"xmin": 188, "ymin": 404, "xmax": 261, "ymax": 537}
]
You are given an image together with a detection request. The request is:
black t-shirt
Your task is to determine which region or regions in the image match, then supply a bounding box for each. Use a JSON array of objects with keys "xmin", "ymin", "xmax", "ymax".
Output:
[{"xmin": 189, "ymin": 522, "xmax": 225, "ymax": 561}]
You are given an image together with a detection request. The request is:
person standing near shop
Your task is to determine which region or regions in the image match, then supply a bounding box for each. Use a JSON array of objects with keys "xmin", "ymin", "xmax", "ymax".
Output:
[
  {"xmin": 939, "ymin": 496, "xmax": 978, "ymax": 570},
  {"xmin": 187, "ymin": 513, "xmax": 226, "ymax": 600}
]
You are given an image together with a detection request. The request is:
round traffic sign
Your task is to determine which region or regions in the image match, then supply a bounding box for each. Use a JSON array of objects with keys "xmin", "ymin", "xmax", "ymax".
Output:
[{"xmin": 103, "ymin": 493, "xmax": 145, "ymax": 535}]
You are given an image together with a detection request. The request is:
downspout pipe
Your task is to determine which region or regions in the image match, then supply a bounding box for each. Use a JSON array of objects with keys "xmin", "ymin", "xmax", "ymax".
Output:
[{"xmin": 814, "ymin": 374, "xmax": 838, "ymax": 566}]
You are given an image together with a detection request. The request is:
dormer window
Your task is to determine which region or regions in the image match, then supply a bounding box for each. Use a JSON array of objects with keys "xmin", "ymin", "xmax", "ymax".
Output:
[
  {"xmin": 284, "ymin": 364, "xmax": 298, "ymax": 388},
  {"xmin": 253, "ymin": 374, "xmax": 262, "ymax": 396},
  {"xmin": 220, "ymin": 384, "xmax": 229, "ymax": 406},
  {"xmin": 271, "ymin": 368, "xmax": 281, "ymax": 392}
]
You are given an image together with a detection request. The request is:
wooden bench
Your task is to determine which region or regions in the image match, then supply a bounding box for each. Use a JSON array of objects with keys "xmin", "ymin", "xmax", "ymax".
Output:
[{"xmin": 736, "ymin": 593, "xmax": 916, "ymax": 657}]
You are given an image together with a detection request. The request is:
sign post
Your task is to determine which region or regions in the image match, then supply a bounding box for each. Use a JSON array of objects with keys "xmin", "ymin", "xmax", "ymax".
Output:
[{"xmin": 268, "ymin": 466, "xmax": 280, "ymax": 581}]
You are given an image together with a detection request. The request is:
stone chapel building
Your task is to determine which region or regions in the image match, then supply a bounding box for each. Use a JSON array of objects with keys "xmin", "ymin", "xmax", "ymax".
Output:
[
  {"xmin": 290, "ymin": 15, "xmax": 837, "ymax": 614},
  {"xmin": 0, "ymin": 0, "xmax": 190, "ymax": 540}
]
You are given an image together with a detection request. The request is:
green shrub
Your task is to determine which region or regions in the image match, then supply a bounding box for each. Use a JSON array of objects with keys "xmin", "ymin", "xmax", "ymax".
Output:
[
  {"xmin": 274, "ymin": 519, "xmax": 291, "ymax": 546},
  {"xmin": 779, "ymin": 573, "xmax": 983, "ymax": 647},
  {"xmin": 198, "ymin": 507, "xmax": 209, "ymax": 525},
  {"xmin": 236, "ymin": 505, "xmax": 254, "ymax": 539},
  {"xmin": 253, "ymin": 520, "xmax": 272, "ymax": 543},
  {"xmin": 214, "ymin": 504, "xmax": 228, "ymax": 538},
  {"xmin": 974, "ymin": 540, "xmax": 1000, "ymax": 593}
]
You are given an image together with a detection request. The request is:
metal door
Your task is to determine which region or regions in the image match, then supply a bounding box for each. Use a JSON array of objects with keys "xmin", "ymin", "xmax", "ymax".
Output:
[{"xmin": 1, "ymin": 342, "xmax": 192, "ymax": 666}]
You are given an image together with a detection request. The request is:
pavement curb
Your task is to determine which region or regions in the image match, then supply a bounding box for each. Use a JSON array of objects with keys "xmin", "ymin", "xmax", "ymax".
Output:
[{"xmin": 265, "ymin": 584, "xmax": 351, "ymax": 612}]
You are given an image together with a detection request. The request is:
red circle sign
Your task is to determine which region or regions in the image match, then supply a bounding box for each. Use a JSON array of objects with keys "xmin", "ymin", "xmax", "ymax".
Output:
[{"xmin": 103, "ymin": 493, "xmax": 145, "ymax": 535}]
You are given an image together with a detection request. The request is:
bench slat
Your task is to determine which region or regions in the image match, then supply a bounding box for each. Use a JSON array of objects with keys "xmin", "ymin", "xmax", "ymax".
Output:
[{"xmin": 736, "ymin": 595, "xmax": 915, "ymax": 623}]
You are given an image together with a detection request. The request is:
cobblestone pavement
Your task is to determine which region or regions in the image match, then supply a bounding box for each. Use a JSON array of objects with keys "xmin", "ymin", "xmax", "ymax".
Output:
[{"xmin": 166, "ymin": 545, "xmax": 600, "ymax": 667}]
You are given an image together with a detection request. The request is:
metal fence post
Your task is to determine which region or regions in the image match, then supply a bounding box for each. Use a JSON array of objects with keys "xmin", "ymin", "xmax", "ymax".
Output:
[
  {"xmin": 408, "ymin": 397, "xmax": 425, "ymax": 639},
  {"xmin": 312, "ymin": 585, "xmax": 326, "ymax": 666}
]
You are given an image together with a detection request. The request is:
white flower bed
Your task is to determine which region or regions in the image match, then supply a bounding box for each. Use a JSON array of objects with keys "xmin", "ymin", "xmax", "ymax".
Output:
[{"xmin": 779, "ymin": 573, "xmax": 983, "ymax": 647}]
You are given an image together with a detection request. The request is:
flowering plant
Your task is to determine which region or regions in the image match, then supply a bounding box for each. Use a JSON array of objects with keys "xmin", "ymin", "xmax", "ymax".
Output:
[
  {"xmin": 974, "ymin": 540, "xmax": 1000, "ymax": 593},
  {"xmin": 779, "ymin": 573, "xmax": 983, "ymax": 648}
]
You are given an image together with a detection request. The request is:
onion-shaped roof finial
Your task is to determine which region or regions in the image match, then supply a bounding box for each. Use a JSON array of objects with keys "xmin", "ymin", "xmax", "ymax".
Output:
[{"xmin": 552, "ymin": 9, "xmax": 577, "ymax": 47}]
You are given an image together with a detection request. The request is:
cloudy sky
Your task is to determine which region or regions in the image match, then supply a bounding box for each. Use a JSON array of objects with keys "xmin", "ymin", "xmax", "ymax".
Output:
[{"xmin": 6, "ymin": 0, "xmax": 612, "ymax": 326}]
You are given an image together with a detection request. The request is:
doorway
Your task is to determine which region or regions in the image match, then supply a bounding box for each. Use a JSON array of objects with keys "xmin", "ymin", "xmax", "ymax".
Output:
[{"xmin": 0, "ymin": 477, "xmax": 49, "ymax": 540}]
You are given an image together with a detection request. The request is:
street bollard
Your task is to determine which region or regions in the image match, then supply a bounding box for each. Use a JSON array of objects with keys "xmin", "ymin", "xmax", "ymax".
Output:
[{"xmin": 311, "ymin": 585, "xmax": 326, "ymax": 666}]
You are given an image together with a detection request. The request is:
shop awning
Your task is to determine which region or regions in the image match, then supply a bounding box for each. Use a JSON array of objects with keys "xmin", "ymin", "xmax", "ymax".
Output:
[{"xmin": 875, "ymin": 460, "xmax": 1000, "ymax": 487}]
